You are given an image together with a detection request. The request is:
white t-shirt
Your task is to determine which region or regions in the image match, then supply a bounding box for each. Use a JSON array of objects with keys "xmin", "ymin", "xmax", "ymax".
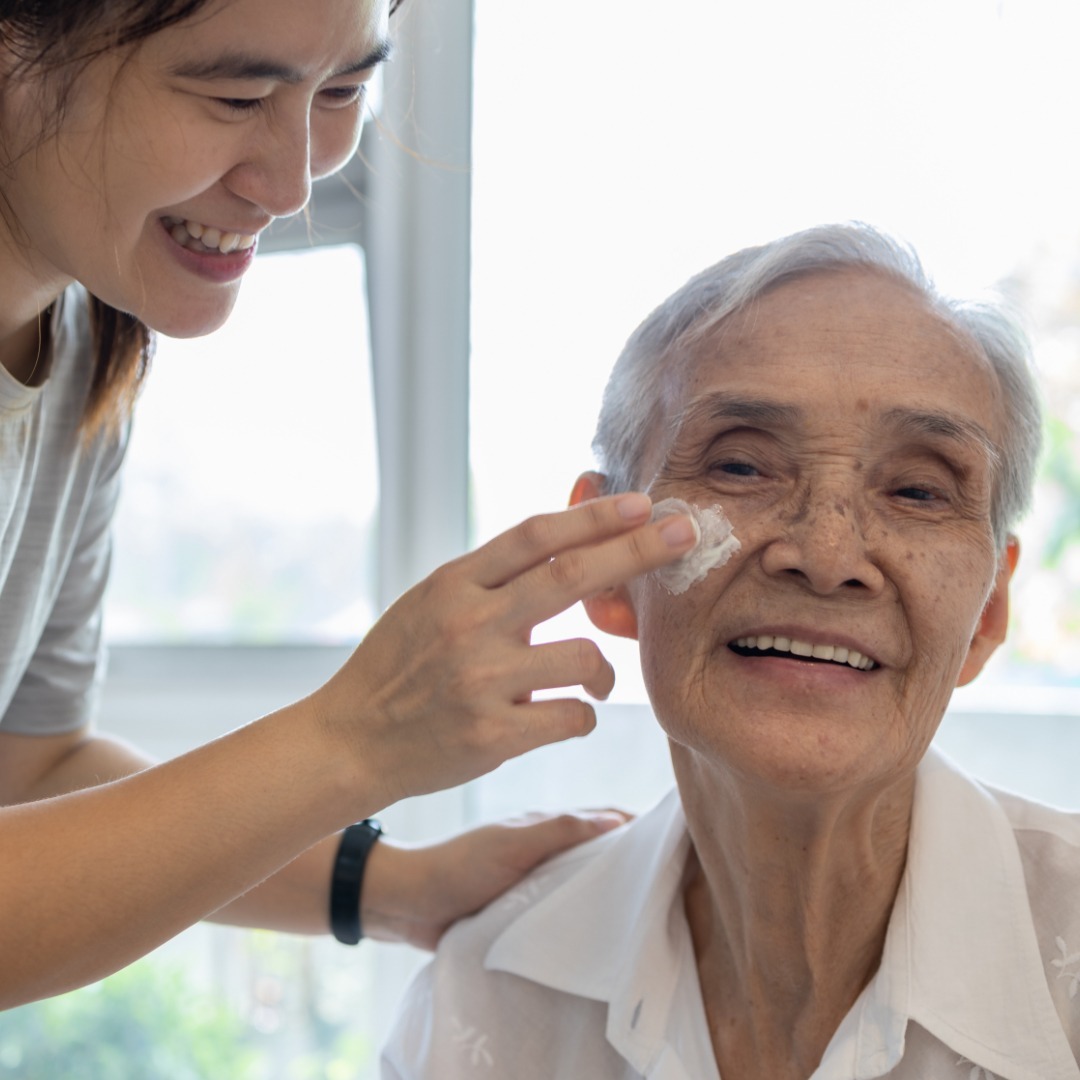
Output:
[
  {"xmin": 383, "ymin": 747, "xmax": 1080, "ymax": 1080},
  {"xmin": 0, "ymin": 287, "xmax": 128, "ymax": 735}
]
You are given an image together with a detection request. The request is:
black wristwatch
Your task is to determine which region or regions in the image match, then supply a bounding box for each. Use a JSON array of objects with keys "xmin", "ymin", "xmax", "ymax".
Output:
[{"xmin": 329, "ymin": 818, "xmax": 383, "ymax": 945}]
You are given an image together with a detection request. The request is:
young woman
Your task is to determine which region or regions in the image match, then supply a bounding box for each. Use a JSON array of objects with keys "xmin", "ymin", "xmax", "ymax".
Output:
[{"xmin": 0, "ymin": 0, "xmax": 697, "ymax": 1008}]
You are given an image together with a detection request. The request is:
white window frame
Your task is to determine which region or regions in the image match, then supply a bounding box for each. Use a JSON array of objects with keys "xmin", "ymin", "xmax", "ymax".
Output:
[
  {"xmin": 100, "ymin": 0, "xmax": 477, "ymax": 1040},
  {"xmin": 104, "ymin": 0, "xmax": 475, "ymax": 802}
]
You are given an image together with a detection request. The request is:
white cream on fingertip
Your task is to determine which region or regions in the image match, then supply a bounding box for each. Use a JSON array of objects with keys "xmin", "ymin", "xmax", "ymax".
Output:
[{"xmin": 650, "ymin": 497, "xmax": 740, "ymax": 595}]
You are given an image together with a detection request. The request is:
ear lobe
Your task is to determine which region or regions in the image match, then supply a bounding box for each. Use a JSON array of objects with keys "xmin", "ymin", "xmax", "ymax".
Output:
[
  {"xmin": 570, "ymin": 471, "xmax": 641, "ymax": 640},
  {"xmin": 956, "ymin": 536, "xmax": 1020, "ymax": 687},
  {"xmin": 583, "ymin": 588, "xmax": 640, "ymax": 641}
]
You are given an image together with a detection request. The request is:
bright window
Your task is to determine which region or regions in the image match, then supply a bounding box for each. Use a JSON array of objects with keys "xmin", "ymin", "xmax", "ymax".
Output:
[
  {"xmin": 45, "ymin": 244, "xmax": 388, "ymax": 1080},
  {"xmin": 105, "ymin": 244, "xmax": 379, "ymax": 645},
  {"xmin": 468, "ymin": 0, "xmax": 1080, "ymax": 813}
]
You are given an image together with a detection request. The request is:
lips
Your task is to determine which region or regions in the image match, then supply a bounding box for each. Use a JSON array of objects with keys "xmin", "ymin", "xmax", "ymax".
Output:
[{"xmin": 730, "ymin": 633, "xmax": 878, "ymax": 671}]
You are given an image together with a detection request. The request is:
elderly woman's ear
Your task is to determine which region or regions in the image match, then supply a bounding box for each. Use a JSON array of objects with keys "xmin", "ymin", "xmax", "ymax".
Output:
[
  {"xmin": 956, "ymin": 536, "xmax": 1021, "ymax": 687},
  {"xmin": 569, "ymin": 472, "xmax": 641, "ymax": 640}
]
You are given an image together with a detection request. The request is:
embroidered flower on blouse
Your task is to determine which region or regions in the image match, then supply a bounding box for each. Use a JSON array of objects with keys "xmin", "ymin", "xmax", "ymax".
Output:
[
  {"xmin": 451, "ymin": 1017, "xmax": 494, "ymax": 1068},
  {"xmin": 1051, "ymin": 936, "xmax": 1080, "ymax": 999},
  {"xmin": 956, "ymin": 1057, "xmax": 998, "ymax": 1079}
]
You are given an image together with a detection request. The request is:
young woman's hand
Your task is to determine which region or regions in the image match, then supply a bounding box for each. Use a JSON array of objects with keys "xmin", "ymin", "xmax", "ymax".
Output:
[
  {"xmin": 360, "ymin": 810, "xmax": 632, "ymax": 950},
  {"xmin": 312, "ymin": 493, "xmax": 695, "ymax": 809}
]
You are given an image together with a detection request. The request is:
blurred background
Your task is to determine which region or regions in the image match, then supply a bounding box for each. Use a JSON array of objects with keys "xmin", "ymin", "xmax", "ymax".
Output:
[{"xmin": 4, "ymin": 0, "xmax": 1078, "ymax": 1076}]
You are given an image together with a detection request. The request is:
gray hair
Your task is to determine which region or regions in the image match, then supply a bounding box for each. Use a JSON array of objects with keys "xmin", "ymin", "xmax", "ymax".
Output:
[{"xmin": 593, "ymin": 222, "xmax": 1043, "ymax": 547}]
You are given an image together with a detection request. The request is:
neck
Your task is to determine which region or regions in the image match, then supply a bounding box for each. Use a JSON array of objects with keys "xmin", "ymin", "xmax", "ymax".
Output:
[
  {"xmin": 0, "ymin": 306, "xmax": 53, "ymax": 386},
  {"xmin": 675, "ymin": 746, "xmax": 914, "ymax": 1080},
  {"xmin": 0, "ymin": 220, "xmax": 69, "ymax": 385}
]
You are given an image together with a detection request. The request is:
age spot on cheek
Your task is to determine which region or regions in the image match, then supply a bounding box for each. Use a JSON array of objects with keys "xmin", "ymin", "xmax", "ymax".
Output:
[{"xmin": 649, "ymin": 498, "xmax": 741, "ymax": 595}]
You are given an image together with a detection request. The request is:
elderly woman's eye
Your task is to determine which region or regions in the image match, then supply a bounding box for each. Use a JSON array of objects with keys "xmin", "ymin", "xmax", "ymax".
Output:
[
  {"xmin": 896, "ymin": 486, "xmax": 939, "ymax": 502},
  {"xmin": 712, "ymin": 460, "xmax": 758, "ymax": 477}
]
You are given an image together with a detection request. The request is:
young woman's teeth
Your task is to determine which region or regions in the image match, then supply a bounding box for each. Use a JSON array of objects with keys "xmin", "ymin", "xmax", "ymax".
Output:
[
  {"xmin": 733, "ymin": 635, "xmax": 876, "ymax": 670},
  {"xmin": 166, "ymin": 218, "xmax": 256, "ymax": 255}
]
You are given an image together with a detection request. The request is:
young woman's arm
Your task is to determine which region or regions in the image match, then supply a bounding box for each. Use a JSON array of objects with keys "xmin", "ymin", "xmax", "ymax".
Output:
[
  {"xmin": 0, "ymin": 494, "xmax": 695, "ymax": 1008},
  {"xmin": 0, "ymin": 724, "xmax": 625, "ymax": 947}
]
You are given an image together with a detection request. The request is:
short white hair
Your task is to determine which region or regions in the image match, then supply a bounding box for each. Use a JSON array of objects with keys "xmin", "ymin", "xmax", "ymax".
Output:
[{"xmin": 593, "ymin": 222, "xmax": 1043, "ymax": 547}]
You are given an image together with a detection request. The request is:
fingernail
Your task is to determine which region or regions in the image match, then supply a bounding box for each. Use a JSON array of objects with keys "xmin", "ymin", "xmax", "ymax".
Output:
[
  {"xmin": 659, "ymin": 515, "xmax": 697, "ymax": 548},
  {"xmin": 615, "ymin": 492, "xmax": 652, "ymax": 521}
]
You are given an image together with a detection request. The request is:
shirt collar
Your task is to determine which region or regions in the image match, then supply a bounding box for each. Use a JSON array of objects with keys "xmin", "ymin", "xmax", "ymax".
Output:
[
  {"xmin": 485, "ymin": 789, "xmax": 692, "ymax": 1072},
  {"xmin": 894, "ymin": 746, "xmax": 1080, "ymax": 1080},
  {"xmin": 485, "ymin": 748, "xmax": 1080, "ymax": 1080}
]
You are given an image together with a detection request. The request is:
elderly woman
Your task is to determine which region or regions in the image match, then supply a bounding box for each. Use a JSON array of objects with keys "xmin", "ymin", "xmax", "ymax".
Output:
[{"xmin": 382, "ymin": 224, "xmax": 1080, "ymax": 1080}]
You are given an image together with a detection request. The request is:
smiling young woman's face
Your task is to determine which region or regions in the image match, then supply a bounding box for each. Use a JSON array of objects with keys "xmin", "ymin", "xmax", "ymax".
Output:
[{"xmin": 0, "ymin": 0, "xmax": 390, "ymax": 338}]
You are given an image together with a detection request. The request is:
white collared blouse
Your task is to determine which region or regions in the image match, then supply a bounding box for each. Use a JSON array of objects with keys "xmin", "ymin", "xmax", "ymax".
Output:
[{"xmin": 383, "ymin": 746, "xmax": 1080, "ymax": 1080}]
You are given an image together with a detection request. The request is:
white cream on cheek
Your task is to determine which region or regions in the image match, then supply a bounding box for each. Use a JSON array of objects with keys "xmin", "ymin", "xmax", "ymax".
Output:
[{"xmin": 650, "ymin": 497, "xmax": 741, "ymax": 595}]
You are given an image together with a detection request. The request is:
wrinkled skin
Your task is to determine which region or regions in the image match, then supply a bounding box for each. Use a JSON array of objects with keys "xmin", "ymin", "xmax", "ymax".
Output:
[{"xmin": 586, "ymin": 268, "xmax": 1013, "ymax": 802}]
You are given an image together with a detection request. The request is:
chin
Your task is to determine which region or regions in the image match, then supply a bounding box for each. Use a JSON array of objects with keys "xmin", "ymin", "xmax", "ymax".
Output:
[
  {"xmin": 673, "ymin": 715, "xmax": 909, "ymax": 798},
  {"xmin": 137, "ymin": 296, "xmax": 241, "ymax": 339}
]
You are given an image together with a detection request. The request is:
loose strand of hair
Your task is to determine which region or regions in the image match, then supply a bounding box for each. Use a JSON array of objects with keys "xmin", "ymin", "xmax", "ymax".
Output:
[{"xmin": 81, "ymin": 297, "xmax": 152, "ymax": 442}]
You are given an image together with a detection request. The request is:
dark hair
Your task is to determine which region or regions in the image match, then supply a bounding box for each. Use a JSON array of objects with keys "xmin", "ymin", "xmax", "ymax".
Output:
[{"xmin": 0, "ymin": 0, "xmax": 402, "ymax": 435}]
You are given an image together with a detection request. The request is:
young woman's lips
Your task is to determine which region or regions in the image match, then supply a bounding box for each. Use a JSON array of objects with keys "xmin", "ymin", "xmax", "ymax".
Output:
[{"xmin": 160, "ymin": 217, "xmax": 259, "ymax": 283}]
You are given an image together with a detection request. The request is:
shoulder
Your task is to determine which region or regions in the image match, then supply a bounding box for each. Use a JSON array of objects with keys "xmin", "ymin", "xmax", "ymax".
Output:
[
  {"xmin": 382, "ymin": 832, "xmax": 616, "ymax": 1078},
  {"xmin": 993, "ymin": 787, "xmax": 1080, "ymax": 944},
  {"xmin": 49, "ymin": 285, "xmax": 93, "ymax": 395},
  {"xmin": 978, "ymin": 781, "xmax": 1080, "ymax": 1046},
  {"xmin": 380, "ymin": 800, "xmax": 686, "ymax": 1080},
  {"xmin": 988, "ymin": 783, "xmax": 1080, "ymax": 886}
]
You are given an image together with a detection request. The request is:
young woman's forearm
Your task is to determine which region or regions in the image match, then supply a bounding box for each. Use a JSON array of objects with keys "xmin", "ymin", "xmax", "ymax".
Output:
[{"xmin": 0, "ymin": 701, "xmax": 362, "ymax": 1009}]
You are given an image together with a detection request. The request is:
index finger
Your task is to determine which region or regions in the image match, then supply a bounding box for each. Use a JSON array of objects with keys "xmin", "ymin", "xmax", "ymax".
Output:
[
  {"xmin": 467, "ymin": 493, "xmax": 655, "ymax": 589},
  {"xmin": 507, "ymin": 511, "xmax": 698, "ymax": 627}
]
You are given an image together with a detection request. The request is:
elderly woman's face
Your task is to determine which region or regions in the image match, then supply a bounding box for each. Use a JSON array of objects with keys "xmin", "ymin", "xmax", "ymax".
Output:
[{"xmin": 629, "ymin": 268, "xmax": 1010, "ymax": 795}]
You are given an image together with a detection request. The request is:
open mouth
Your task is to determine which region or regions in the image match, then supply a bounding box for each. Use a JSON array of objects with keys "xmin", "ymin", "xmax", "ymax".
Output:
[
  {"xmin": 163, "ymin": 216, "xmax": 257, "ymax": 256},
  {"xmin": 730, "ymin": 635, "xmax": 877, "ymax": 671}
]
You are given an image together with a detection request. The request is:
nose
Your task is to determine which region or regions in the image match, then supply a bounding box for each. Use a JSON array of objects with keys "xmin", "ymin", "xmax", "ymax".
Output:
[
  {"xmin": 759, "ymin": 488, "xmax": 886, "ymax": 596},
  {"xmin": 225, "ymin": 114, "xmax": 313, "ymax": 220}
]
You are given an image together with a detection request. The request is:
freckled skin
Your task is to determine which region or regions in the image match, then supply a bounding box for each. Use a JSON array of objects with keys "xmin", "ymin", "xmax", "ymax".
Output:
[{"xmin": 626, "ymin": 268, "xmax": 1009, "ymax": 799}]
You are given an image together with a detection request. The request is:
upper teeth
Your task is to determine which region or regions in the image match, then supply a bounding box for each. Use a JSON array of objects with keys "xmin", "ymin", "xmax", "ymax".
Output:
[
  {"xmin": 165, "ymin": 217, "xmax": 257, "ymax": 254},
  {"xmin": 734, "ymin": 635, "xmax": 876, "ymax": 670}
]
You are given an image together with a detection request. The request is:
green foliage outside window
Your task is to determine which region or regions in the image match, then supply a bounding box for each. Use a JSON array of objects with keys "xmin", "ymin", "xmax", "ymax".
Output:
[
  {"xmin": 0, "ymin": 933, "xmax": 375, "ymax": 1080},
  {"xmin": 0, "ymin": 962, "xmax": 257, "ymax": 1080}
]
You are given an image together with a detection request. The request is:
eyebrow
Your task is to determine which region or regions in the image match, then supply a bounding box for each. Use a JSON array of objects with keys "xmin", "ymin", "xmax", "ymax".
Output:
[
  {"xmin": 647, "ymin": 392, "xmax": 803, "ymax": 483},
  {"xmin": 881, "ymin": 406, "xmax": 1000, "ymax": 466},
  {"xmin": 670, "ymin": 392, "xmax": 804, "ymax": 439},
  {"xmin": 671, "ymin": 393, "xmax": 995, "ymax": 451},
  {"xmin": 169, "ymin": 37, "xmax": 395, "ymax": 84},
  {"xmin": 651, "ymin": 392, "xmax": 999, "ymax": 480}
]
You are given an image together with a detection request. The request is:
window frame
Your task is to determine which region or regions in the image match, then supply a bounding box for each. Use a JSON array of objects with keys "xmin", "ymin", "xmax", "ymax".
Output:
[{"xmin": 99, "ymin": 0, "xmax": 477, "ymax": 1056}]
